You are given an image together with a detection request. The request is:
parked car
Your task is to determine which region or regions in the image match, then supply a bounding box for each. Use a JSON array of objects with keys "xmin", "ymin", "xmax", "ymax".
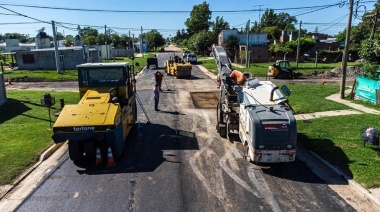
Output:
[
  {"xmin": 183, "ymin": 51, "xmax": 190, "ymax": 57},
  {"xmin": 186, "ymin": 53, "xmax": 197, "ymax": 64}
]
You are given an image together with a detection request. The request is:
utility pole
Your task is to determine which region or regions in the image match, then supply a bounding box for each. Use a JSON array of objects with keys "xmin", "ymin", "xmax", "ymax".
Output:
[
  {"xmin": 369, "ymin": 10, "xmax": 379, "ymax": 48},
  {"xmin": 105, "ymin": 25, "xmax": 108, "ymax": 62},
  {"xmin": 296, "ymin": 21, "xmax": 302, "ymax": 68},
  {"xmin": 51, "ymin": 20, "xmax": 61, "ymax": 74},
  {"xmin": 246, "ymin": 19, "xmax": 250, "ymax": 68},
  {"xmin": 132, "ymin": 34, "xmax": 135, "ymax": 52},
  {"xmin": 140, "ymin": 26, "xmax": 143, "ymax": 57},
  {"xmin": 340, "ymin": 0, "xmax": 354, "ymax": 99},
  {"xmin": 256, "ymin": 4, "xmax": 269, "ymax": 27},
  {"xmin": 128, "ymin": 31, "xmax": 131, "ymax": 49}
]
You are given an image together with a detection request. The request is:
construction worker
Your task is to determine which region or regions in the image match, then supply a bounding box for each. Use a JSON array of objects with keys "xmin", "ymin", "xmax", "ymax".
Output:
[
  {"xmin": 230, "ymin": 70, "xmax": 246, "ymax": 85},
  {"xmin": 153, "ymin": 84, "xmax": 160, "ymax": 111},
  {"xmin": 155, "ymin": 71, "xmax": 163, "ymax": 92}
]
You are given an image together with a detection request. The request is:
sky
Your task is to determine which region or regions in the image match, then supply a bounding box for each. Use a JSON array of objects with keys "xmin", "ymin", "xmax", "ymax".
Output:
[{"xmin": 0, "ymin": 0, "xmax": 376, "ymax": 39}]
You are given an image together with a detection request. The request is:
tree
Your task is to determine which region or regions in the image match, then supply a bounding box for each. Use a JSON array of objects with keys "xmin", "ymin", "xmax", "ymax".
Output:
[
  {"xmin": 119, "ymin": 34, "xmax": 132, "ymax": 49},
  {"xmin": 56, "ymin": 32, "xmax": 65, "ymax": 40},
  {"xmin": 109, "ymin": 33, "xmax": 121, "ymax": 47},
  {"xmin": 64, "ymin": 35, "xmax": 74, "ymax": 47},
  {"xmin": 268, "ymin": 43, "xmax": 292, "ymax": 55},
  {"xmin": 260, "ymin": 9, "xmax": 297, "ymax": 40},
  {"xmin": 80, "ymin": 27, "xmax": 99, "ymax": 37},
  {"xmin": 187, "ymin": 30, "xmax": 214, "ymax": 55},
  {"xmin": 285, "ymin": 37, "xmax": 316, "ymax": 54},
  {"xmin": 262, "ymin": 26, "xmax": 277, "ymax": 41},
  {"xmin": 224, "ymin": 35, "xmax": 239, "ymax": 60},
  {"xmin": 3, "ymin": 33, "xmax": 28, "ymax": 42},
  {"xmin": 96, "ymin": 34, "xmax": 105, "ymax": 45},
  {"xmin": 211, "ymin": 16, "xmax": 230, "ymax": 42},
  {"xmin": 251, "ymin": 21, "xmax": 260, "ymax": 33},
  {"xmin": 85, "ymin": 35, "xmax": 97, "ymax": 45},
  {"xmin": 145, "ymin": 29, "xmax": 166, "ymax": 50},
  {"xmin": 185, "ymin": 1, "xmax": 212, "ymax": 36}
]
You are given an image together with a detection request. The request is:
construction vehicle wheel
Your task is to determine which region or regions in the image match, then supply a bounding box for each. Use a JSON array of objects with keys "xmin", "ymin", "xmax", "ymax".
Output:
[
  {"xmin": 219, "ymin": 125, "xmax": 227, "ymax": 138},
  {"xmin": 109, "ymin": 87, "xmax": 119, "ymax": 99},
  {"xmin": 68, "ymin": 140, "xmax": 84, "ymax": 162},
  {"xmin": 132, "ymin": 101, "xmax": 137, "ymax": 123},
  {"xmin": 83, "ymin": 140, "xmax": 96, "ymax": 165},
  {"xmin": 226, "ymin": 122, "xmax": 231, "ymax": 139},
  {"xmin": 217, "ymin": 102, "xmax": 223, "ymax": 123},
  {"xmin": 245, "ymin": 147, "xmax": 251, "ymax": 162}
]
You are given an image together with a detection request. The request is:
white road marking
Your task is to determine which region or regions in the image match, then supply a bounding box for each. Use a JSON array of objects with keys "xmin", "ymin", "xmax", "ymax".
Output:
[
  {"xmin": 202, "ymin": 111, "xmax": 211, "ymax": 126},
  {"xmin": 247, "ymin": 168, "xmax": 282, "ymax": 212},
  {"xmin": 219, "ymin": 151, "xmax": 259, "ymax": 197},
  {"xmin": 231, "ymin": 142, "xmax": 243, "ymax": 159},
  {"xmin": 189, "ymin": 138, "xmax": 226, "ymax": 200}
]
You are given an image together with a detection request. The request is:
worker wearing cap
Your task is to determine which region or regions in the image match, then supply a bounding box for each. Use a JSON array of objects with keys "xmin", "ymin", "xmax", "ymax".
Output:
[
  {"xmin": 230, "ymin": 70, "xmax": 246, "ymax": 85},
  {"xmin": 155, "ymin": 71, "xmax": 163, "ymax": 92}
]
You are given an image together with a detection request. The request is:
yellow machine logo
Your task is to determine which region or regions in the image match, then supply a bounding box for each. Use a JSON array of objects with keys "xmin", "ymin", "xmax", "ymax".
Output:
[{"xmin": 73, "ymin": 126, "xmax": 96, "ymax": 132}]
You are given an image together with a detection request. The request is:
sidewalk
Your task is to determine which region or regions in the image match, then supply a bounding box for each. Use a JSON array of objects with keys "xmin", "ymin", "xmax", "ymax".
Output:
[{"xmin": 295, "ymin": 92, "xmax": 380, "ymax": 209}]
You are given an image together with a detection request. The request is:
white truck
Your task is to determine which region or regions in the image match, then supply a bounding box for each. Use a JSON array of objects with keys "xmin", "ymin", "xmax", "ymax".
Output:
[{"xmin": 212, "ymin": 45, "xmax": 297, "ymax": 163}]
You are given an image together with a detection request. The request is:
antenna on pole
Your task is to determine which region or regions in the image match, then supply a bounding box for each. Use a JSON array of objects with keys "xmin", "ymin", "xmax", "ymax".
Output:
[{"xmin": 253, "ymin": 4, "xmax": 269, "ymax": 27}]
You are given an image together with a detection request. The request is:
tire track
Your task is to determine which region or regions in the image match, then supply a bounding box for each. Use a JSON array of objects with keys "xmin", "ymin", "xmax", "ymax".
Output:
[{"xmin": 247, "ymin": 167, "xmax": 282, "ymax": 212}]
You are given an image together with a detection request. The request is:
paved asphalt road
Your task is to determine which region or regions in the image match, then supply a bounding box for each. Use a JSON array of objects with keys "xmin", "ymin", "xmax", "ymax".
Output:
[{"xmin": 12, "ymin": 53, "xmax": 358, "ymax": 212}]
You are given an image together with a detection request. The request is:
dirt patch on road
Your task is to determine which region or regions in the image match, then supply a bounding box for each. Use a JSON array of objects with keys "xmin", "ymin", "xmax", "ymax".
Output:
[{"xmin": 190, "ymin": 92, "xmax": 218, "ymax": 109}]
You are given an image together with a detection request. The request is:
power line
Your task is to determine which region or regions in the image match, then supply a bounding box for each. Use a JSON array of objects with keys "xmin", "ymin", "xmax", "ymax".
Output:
[
  {"xmin": 319, "ymin": 14, "xmax": 349, "ymax": 32},
  {"xmin": 0, "ymin": 5, "xmax": 48, "ymax": 24},
  {"xmin": 0, "ymin": 21, "xmax": 41, "ymax": 25},
  {"xmin": 0, "ymin": 2, "xmax": 346, "ymax": 14}
]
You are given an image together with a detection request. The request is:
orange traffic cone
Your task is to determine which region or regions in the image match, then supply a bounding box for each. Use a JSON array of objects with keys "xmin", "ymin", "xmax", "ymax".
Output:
[
  {"xmin": 95, "ymin": 147, "xmax": 102, "ymax": 166},
  {"xmin": 106, "ymin": 146, "xmax": 116, "ymax": 168},
  {"xmin": 7, "ymin": 78, "xmax": 12, "ymax": 85}
]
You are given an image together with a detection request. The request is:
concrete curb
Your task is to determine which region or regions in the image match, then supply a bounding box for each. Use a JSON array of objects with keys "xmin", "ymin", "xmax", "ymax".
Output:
[
  {"xmin": 0, "ymin": 142, "xmax": 65, "ymax": 200},
  {"xmin": 308, "ymin": 151, "xmax": 380, "ymax": 209}
]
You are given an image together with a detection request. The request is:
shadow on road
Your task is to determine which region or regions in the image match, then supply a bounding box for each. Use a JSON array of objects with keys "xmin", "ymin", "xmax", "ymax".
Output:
[
  {"xmin": 77, "ymin": 123, "xmax": 198, "ymax": 175},
  {"xmin": 261, "ymin": 133, "xmax": 353, "ymax": 185}
]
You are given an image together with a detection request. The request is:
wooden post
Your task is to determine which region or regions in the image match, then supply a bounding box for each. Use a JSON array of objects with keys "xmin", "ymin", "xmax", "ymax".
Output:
[{"xmin": 349, "ymin": 78, "xmax": 357, "ymax": 100}]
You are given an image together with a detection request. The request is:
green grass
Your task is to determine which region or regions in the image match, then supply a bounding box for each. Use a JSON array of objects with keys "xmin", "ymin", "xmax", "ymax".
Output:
[
  {"xmin": 285, "ymin": 84, "xmax": 352, "ymax": 114},
  {"xmin": 1, "ymin": 54, "xmax": 156, "ymax": 82},
  {"xmin": 2, "ymin": 69, "xmax": 78, "ymax": 82},
  {"xmin": 0, "ymin": 90, "xmax": 79, "ymax": 185},
  {"xmin": 197, "ymin": 59, "xmax": 360, "ymax": 78},
  {"xmin": 240, "ymin": 61, "xmax": 359, "ymax": 77},
  {"xmin": 297, "ymin": 114, "xmax": 380, "ymax": 189},
  {"xmin": 350, "ymin": 98, "xmax": 380, "ymax": 112},
  {"xmin": 114, "ymin": 53, "xmax": 155, "ymax": 72},
  {"xmin": 197, "ymin": 58, "xmax": 218, "ymax": 72}
]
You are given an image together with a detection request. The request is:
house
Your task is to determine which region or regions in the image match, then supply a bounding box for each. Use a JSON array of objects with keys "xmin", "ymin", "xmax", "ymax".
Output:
[
  {"xmin": 218, "ymin": 29, "xmax": 270, "ymax": 62},
  {"xmin": 16, "ymin": 47, "xmax": 85, "ymax": 70},
  {"xmin": 280, "ymin": 31, "xmax": 298, "ymax": 42},
  {"xmin": 218, "ymin": 29, "xmax": 267, "ymax": 46},
  {"xmin": 0, "ymin": 39, "xmax": 36, "ymax": 52},
  {"xmin": 14, "ymin": 31, "xmax": 119, "ymax": 70}
]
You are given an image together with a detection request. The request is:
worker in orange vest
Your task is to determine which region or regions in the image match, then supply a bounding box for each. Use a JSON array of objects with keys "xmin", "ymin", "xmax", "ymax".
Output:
[{"xmin": 230, "ymin": 70, "xmax": 246, "ymax": 85}]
